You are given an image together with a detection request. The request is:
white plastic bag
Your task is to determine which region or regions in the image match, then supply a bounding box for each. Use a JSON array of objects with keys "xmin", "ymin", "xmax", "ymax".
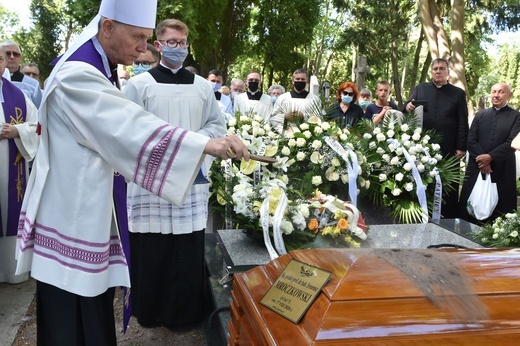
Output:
[{"xmin": 466, "ymin": 173, "xmax": 498, "ymax": 220}]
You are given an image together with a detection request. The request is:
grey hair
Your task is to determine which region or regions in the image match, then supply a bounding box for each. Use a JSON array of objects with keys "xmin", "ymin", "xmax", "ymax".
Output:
[
  {"xmin": 0, "ymin": 40, "xmax": 21, "ymax": 53},
  {"xmin": 267, "ymin": 84, "xmax": 285, "ymax": 95}
]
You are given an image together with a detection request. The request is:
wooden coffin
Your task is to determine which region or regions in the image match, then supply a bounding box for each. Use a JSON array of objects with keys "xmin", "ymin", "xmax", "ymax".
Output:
[{"xmin": 228, "ymin": 248, "xmax": 520, "ymax": 345}]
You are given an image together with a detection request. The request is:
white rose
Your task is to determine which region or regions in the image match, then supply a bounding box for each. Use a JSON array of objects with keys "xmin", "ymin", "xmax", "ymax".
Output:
[
  {"xmin": 376, "ymin": 147, "xmax": 385, "ymax": 155},
  {"xmin": 432, "ymin": 143, "xmax": 441, "ymax": 151},
  {"xmin": 379, "ymin": 173, "xmax": 387, "ymax": 182},
  {"xmin": 414, "ymin": 127, "xmax": 422, "ymax": 134},
  {"xmin": 403, "ymin": 163, "xmax": 412, "ymax": 171},
  {"xmin": 365, "ymin": 180, "xmax": 370, "ymax": 189},
  {"xmin": 391, "ymin": 188, "xmax": 402, "ymax": 196},
  {"xmin": 268, "ymin": 131, "xmax": 277, "ymax": 139},
  {"xmin": 404, "ymin": 140, "xmax": 412, "ymax": 148},
  {"xmin": 395, "ymin": 173, "xmax": 404, "ymax": 181},
  {"xmin": 421, "ymin": 156, "xmax": 429, "ymax": 163},
  {"xmin": 340, "ymin": 133, "xmax": 348, "ymax": 141},
  {"xmin": 331, "ymin": 158, "xmax": 341, "ymax": 167},
  {"xmin": 511, "ymin": 231, "xmax": 519, "ymax": 237},
  {"xmin": 227, "ymin": 128, "xmax": 236, "ymax": 136},
  {"xmin": 387, "ymin": 130, "xmax": 395, "ymax": 138},
  {"xmin": 390, "ymin": 156, "xmax": 400, "ymax": 165},
  {"xmin": 281, "ymin": 220, "xmax": 294, "ymax": 235},
  {"xmin": 435, "ymin": 154, "xmax": 443, "ymax": 161},
  {"xmin": 412, "ymin": 133, "xmax": 421, "ymax": 141},
  {"xmin": 396, "ymin": 148, "xmax": 403, "ymax": 155},
  {"xmin": 312, "ymin": 176, "xmax": 323, "ymax": 186},
  {"xmin": 429, "ymin": 170, "xmax": 438, "ymax": 177},
  {"xmin": 296, "ymin": 138, "xmax": 306, "ymax": 147},
  {"xmin": 376, "ymin": 133, "xmax": 386, "ymax": 142},
  {"xmin": 404, "ymin": 182, "xmax": 414, "ymax": 191},
  {"xmin": 280, "ymin": 175, "xmax": 289, "ymax": 183},
  {"xmin": 228, "ymin": 118, "xmax": 237, "ymax": 127},
  {"xmin": 401, "ymin": 124, "xmax": 409, "ymax": 132},
  {"xmin": 363, "ymin": 133, "xmax": 372, "ymax": 139},
  {"xmin": 373, "ymin": 127, "xmax": 382, "ymax": 134},
  {"xmin": 296, "ymin": 152, "xmax": 306, "ymax": 161},
  {"xmin": 303, "ymin": 130, "xmax": 312, "ymax": 138},
  {"xmin": 417, "ymin": 163, "xmax": 425, "ymax": 172},
  {"xmin": 281, "ymin": 146, "xmax": 291, "ymax": 156},
  {"xmin": 321, "ymin": 122, "xmax": 331, "ymax": 130},
  {"xmin": 311, "ymin": 140, "xmax": 322, "ymax": 149},
  {"xmin": 288, "ymin": 139, "xmax": 296, "ymax": 147},
  {"xmin": 240, "ymin": 115, "xmax": 249, "ymax": 122},
  {"xmin": 314, "ymin": 126, "xmax": 323, "ymax": 135},
  {"xmin": 341, "ymin": 174, "xmax": 349, "ymax": 184},
  {"xmin": 299, "ymin": 123, "xmax": 309, "ymax": 131},
  {"xmin": 382, "ymin": 154, "xmax": 390, "ymax": 162},
  {"xmin": 369, "ymin": 141, "xmax": 377, "ymax": 149},
  {"xmin": 401, "ymin": 133, "xmax": 410, "ymax": 142}
]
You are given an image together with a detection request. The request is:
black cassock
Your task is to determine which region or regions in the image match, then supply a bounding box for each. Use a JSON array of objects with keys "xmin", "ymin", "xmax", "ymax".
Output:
[
  {"xmin": 404, "ymin": 82, "xmax": 469, "ymax": 218},
  {"xmin": 458, "ymin": 105, "xmax": 520, "ymax": 224}
]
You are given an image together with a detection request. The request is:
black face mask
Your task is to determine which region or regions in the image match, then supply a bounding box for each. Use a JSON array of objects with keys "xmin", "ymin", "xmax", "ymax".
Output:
[
  {"xmin": 248, "ymin": 81, "xmax": 259, "ymax": 92},
  {"xmin": 294, "ymin": 81, "xmax": 306, "ymax": 92}
]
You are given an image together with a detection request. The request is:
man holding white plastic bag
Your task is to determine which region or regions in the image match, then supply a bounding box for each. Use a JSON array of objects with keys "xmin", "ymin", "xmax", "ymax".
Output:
[{"xmin": 459, "ymin": 83, "xmax": 520, "ymax": 224}]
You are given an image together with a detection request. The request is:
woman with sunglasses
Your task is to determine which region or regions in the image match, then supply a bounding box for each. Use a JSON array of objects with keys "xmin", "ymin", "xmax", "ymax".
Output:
[{"xmin": 326, "ymin": 81, "xmax": 364, "ymax": 129}]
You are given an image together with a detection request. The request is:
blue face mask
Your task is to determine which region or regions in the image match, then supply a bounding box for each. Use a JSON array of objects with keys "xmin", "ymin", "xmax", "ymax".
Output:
[
  {"xmin": 211, "ymin": 82, "xmax": 222, "ymax": 92},
  {"xmin": 133, "ymin": 64, "xmax": 152, "ymax": 75},
  {"xmin": 341, "ymin": 95, "xmax": 353, "ymax": 104},
  {"xmin": 359, "ymin": 100, "xmax": 371, "ymax": 109},
  {"xmin": 271, "ymin": 96, "xmax": 278, "ymax": 104},
  {"xmin": 160, "ymin": 46, "xmax": 188, "ymax": 67}
]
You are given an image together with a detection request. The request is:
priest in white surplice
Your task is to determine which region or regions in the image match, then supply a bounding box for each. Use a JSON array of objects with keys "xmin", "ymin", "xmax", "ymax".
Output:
[
  {"xmin": 233, "ymin": 71, "xmax": 273, "ymax": 120},
  {"xmin": 270, "ymin": 68, "xmax": 322, "ymax": 134},
  {"xmin": 0, "ymin": 48, "xmax": 38, "ymax": 284},
  {"xmin": 14, "ymin": 1, "xmax": 248, "ymax": 344},
  {"xmin": 123, "ymin": 18, "xmax": 226, "ymax": 328}
]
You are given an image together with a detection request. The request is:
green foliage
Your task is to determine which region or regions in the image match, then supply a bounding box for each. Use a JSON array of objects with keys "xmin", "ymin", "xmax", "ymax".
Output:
[
  {"xmin": 471, "ymin": 211, "xmax": 520, "ymax": 247},
  {"xmin": 0, "ymin": 5, "xmax": 20, "ymax": 40}
]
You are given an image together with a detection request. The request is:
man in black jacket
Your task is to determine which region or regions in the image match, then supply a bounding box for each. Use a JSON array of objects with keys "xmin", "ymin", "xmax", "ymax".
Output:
[{"xmin": 404, "ymin": 58, "xmax": 468, "ymax": 218}]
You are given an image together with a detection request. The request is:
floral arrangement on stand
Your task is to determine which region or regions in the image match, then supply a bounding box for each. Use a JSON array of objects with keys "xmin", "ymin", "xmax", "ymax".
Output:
[
  {"xmin": 471, "ymin": 211, "xmax": 520, "ymax": 247},
  {"xmin": 350, "ymin": 111, "xmax": 462, "ymax": 223},
  {"xmin": 209, "ymin": 111, "xmax": 368, "ymax": 254}
]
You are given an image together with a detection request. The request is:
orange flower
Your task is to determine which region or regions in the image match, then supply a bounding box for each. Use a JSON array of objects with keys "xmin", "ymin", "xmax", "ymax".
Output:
[
  {"xmin": 338, "ymin": 218, "xmax": 349, "ymax": 232},
  {"xmin": 308, "ymin": 219, "xmax": 319, "ymax": 233}
]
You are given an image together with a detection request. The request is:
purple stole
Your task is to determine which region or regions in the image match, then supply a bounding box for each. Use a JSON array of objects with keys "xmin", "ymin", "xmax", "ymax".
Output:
[
  {"xmin": 68, "ymin": 40, "xmax": 132, "ymax": 331},
  {"xmin": 0, "ymin": 78, "xmax": 27, "ymax": 237}
]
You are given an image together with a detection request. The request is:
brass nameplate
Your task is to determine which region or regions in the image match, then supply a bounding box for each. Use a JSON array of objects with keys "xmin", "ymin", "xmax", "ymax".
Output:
[{"xmin": 260, "ymin": 259, "xmax": 332, "ymax": 324}]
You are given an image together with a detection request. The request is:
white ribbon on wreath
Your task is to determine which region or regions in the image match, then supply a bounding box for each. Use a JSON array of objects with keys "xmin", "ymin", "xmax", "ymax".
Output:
[
  {"xmin": 260, "ymin": 187, "xmax": 289, "ymax": 260},
  {"xmin": 324, "ymin": 136, "xmax": 359, "ymax": 206},
  {"xmin": 387, "ymin": 139, "xmax": 428, "ymax": 223}
]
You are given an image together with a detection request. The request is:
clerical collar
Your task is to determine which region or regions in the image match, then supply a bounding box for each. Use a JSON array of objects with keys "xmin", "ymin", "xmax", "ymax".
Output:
[
  {"xmin": 433, "ymin": 81, "xmax": 448, "ymax": 89},
  {"xmin": 91, "ymin": 36, "xmax": 114, "ymax": 80},
  {"xmin": 494, "ymin": 104, "xmax": 508, "ymax": 111},
  {"xmin": 290, "ymin": 89, "xmax": 309, "ymax": 99},
  {"xmin": 159, "ymin": 62, "xmax": 182, "ymax": 74},
  {"xmin": 247, "ymin": 90, "xmax": 262, "ymax": 100}
]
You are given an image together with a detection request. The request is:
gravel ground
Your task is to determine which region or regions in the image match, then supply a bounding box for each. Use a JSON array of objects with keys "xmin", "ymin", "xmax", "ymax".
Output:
[{"xmin": 12, "ymin": 287, "xmax": 206, "ymax": 346}]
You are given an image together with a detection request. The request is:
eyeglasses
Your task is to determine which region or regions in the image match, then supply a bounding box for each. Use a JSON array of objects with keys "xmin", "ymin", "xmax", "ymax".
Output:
[
  {"xmin": 342, "ymin": 91, "xmax": 354, "ymax": 96},
  {"xmin": 133, "ymin": 61, "xmax": 156, "ymax": 68},
  {"xmin": 157, "ymin": 40, "xmax": 190, "ymax": 48},
  {"xmin": 5, "ymin": 51, "xmax": 21, "ymax": 57},
  {"xmin": 23, "ymin": 72, "xmax": 39, "ymax": 78}
]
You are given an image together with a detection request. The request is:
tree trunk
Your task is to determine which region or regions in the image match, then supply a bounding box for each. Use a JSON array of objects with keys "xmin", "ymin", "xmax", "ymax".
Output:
[
  {"xmin": 418, "ymin": 0, "xmax": 450, "ymax": 59},
  {"xmin": 450, "ymin": 0, "xmax": 474, "ymax": 118}
]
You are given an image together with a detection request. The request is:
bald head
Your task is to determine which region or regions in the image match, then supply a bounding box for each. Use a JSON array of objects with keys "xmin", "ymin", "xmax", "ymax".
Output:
[{"xmin": 490, "ymin": 83, "xmax": 512, "ymax": 109}]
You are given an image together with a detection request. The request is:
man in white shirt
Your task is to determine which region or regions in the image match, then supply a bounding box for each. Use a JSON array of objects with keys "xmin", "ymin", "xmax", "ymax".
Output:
[
  {"xmin": 124, "ymin": 18, "xmax": 226, "ymax": 328},
  {"xmin": 270, "ymin": 68, "xmax": 321, "ymax": 133},
  {"xmin": 233, "ymin": 71, "xmax": 273, "ymax": 120}
]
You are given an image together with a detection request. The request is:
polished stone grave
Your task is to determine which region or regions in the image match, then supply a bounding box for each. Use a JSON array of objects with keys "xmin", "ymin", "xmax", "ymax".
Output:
[{"xmin": 203, "ymin": 219, "xmax": 483, "ymax": 345}]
